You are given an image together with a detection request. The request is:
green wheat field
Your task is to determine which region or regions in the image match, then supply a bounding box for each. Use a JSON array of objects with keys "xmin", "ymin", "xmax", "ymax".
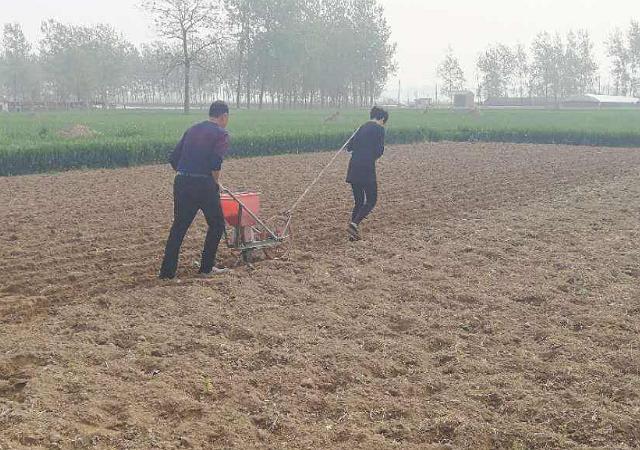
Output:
[{"xmin": 2, "ymin": 108, "xmax": 640, "ymax": 176}]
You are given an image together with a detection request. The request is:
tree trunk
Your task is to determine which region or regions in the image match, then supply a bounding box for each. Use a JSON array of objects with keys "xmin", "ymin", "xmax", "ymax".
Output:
[
  {"xmin": 182, "ymin": 32, "xmax": 190, "ymax": 114},
  {"xmin": 259, "ymin": 78, "xmax": 265, "ymax": 109},
  {"xmin": 236, "ymin": 34, "xmax": 245, "ymax": 109},
  {"xmin": 246, "ymin": 76, "xmax": 251, "ymax": 109},
  {"xmin": 184, "ymin": 61, "xmax": 190, "ymax": 114}
]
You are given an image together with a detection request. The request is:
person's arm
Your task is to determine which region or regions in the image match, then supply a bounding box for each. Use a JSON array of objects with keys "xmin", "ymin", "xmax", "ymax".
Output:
[
  {"xmin": 169, "ymin": 132, "xmax": 187, "ymax": 171},
  {"xmin": 375, "ymin": 126, "xmax": 385, "ymax": 159},
  {"xmin": 346, "ymin": 126, "xmax": 360, "ymax": 153},
  {"xmin": 210, "ymin": 130, "xmax": 230, "ymax": 184}
]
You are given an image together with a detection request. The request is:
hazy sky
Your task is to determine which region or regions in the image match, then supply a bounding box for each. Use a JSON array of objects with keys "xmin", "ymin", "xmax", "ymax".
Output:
[{"xmin": 3, "ymin": 0, "xmax": 640, "ymax": 98}]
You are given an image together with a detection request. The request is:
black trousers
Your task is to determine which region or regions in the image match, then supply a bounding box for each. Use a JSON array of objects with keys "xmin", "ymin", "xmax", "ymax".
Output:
[
  {"xmin": 350, "ymin": 182, "xmax": 378, "ymax": 225},
  {"xmin": 160, "ymin": 175, "xmax": 226, "ymax": 279}
]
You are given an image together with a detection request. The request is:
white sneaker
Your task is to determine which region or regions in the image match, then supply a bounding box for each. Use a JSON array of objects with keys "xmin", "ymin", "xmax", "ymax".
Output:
[
  {"xmin": 199, "ymin": 267, "xmax": 230, "ymax": 277},
  {"xmin": 347, "ymin": 222, "xmax": 361, "ymax": 240}
]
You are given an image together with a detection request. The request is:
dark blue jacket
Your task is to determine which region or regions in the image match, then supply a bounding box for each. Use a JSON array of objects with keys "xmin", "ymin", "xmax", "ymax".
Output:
[{"xmin": 169, "ymin": 121, "xmax": 230, "ymax": 176}]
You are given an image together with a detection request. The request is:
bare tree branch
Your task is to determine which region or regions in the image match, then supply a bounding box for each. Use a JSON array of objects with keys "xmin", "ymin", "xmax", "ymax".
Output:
[{"xmin": 140, "ymin": 0, "xmax": 222, "ymax": 112}]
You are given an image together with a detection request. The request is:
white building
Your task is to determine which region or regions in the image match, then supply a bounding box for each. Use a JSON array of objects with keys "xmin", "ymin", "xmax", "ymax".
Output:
[{"xmin": 562, "ymin": 94, "xmax": 640, "ymax": 108}]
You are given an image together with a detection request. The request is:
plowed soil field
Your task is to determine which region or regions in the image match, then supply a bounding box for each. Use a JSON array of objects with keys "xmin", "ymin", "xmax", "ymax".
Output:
[{"xmin": 1, "ymin": 142, "xmax": 639, "ymax": 449}]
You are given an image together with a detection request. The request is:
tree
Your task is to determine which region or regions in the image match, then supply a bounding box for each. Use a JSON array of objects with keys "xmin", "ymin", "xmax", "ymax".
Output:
[
  {"xmin": 528, "ymin": 30, "xmax": 596, "ymax": 102},
  {"xmin": 39, "ymin": 20, "xmax": 135, "ymax": 106},
  {"xmin": 142, "ymin": 0, "xmax": 223, "ymax": 113},
  {"xmin": 1, "ymin": 24, "xmax": 38, "ymax": 103},
  {"xmin": 575, "ymin": 30, "xmax": 597, "ymax": 95},
  {"xmin": 437, "ymin": 47, "xmax": 465, "ymax": 100},
  {"xmin": 221, "ymin": 0, "xmax": 396, "ymax": 109},
  {"xmin": 477, "ymin": 44, "xmax": 514, "ymax": 99},
  {"xmin": 349, "ymin": 0, "xmax": 397, "ymax": 106},
  {"xmin": 3, "ymin": 0, "xmax": 397, "ymax": 110},
  {"xmin": 627, "ymin": 21, "xmax": 640, "ymax": 96},
  {"xmin": 563, "ymin": 31, "xmax": 581, "ymax": 96},
  {"xmin": 91, "ymin": 25, "xmax": 138, "ymax": 105},
  {"xmin": 605, "ymin": 22, "xmax": 640, "ymax": 97},
  {"xmin": 40, "ymin": 20, "xmax": 95, "ymax": 104},
  {"xmin": 224, "ymin": 0, "xmax": 271, "ymax": 108},
  {"xmin": 512, "ymin": 44, "xmax": 529, "ymax": 98},
  {"xmin": 607, "ymin": 28, "xmax": 631, "ymax": 95},
  {"xmin": 530, "ymin": 32, "xmax": 564, "ymax": 104}
]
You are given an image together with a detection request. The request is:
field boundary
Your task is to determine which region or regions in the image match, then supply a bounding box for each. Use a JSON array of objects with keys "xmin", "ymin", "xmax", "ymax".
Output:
[{"xmin": 3, "ymin": 126, "xmax": 640, "ymax": 176}]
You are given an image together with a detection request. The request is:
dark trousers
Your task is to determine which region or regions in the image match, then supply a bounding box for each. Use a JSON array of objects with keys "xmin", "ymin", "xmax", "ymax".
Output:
[
  {"xmin": 160, "ymin": 175, "xmax": 226, "ymax": 279},
  {"xmin": 350, "ymin": 182, "xmax": 378, "ymax": 225}
]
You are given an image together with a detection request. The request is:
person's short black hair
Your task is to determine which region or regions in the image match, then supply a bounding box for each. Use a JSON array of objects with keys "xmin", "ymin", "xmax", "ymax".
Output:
[
  {"xmin": 370, "ymin": 106, "xmax": 389, "ymax": 123},
  {"xmin": 209, "ymin": 100, "xmax": 229, "ymax": 118}
]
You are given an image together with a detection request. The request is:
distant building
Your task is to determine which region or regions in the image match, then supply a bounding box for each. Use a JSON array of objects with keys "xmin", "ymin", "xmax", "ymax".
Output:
[
  {"xmin": 379, "ymin": 95, "xmax": 404, "ymax": 107},
  {"xmin": 412, "ymin": 98, "xmax": 432, "ymax": 108},
  {"xmin": 1, "ymin": 100, "xmax": 25, "ymax": 112},
  {"xmin": 484, "ymin": 97, "xmax": 553, "ymax": 108},
  {"xmin": 453, "ymin": 91, "xmax": 475, "ymax": 109},
  {"xmin": 562, "ymin": 94, "xmax": 640, "ymax": 108}
]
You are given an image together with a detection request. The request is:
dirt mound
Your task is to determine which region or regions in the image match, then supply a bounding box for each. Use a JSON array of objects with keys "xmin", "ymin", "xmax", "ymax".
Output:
[
  {"xmin": 1, "ymin": 142, "xmax": 640, "ymax": 448},
  {"xmin": 56, "ymin": 124, "xmax": 99, "ymax": 139}
]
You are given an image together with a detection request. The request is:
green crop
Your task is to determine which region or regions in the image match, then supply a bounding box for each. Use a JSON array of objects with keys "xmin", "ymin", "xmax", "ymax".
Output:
[{"xmin": 1, "ymin": 108, "xmax": 640, "ymax": 176}]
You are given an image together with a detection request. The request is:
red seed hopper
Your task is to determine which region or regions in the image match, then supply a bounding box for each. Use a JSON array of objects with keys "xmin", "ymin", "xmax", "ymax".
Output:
[
  {"xmin": 220, "ymin": 192, "xmax": 261, "ymax": 227},
  {"xmin": 219, "ymin": 190, "xmax": 289, "ymax": 263}
]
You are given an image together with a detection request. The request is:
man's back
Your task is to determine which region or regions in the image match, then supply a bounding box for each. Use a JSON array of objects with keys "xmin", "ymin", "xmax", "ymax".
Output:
[{"xmin": 174, "ymin": 121, "xmax": 229, "ymax": 176}]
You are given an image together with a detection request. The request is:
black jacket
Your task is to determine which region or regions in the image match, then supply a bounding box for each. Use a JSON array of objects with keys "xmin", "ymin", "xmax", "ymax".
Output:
[{"xmin": 346, "ymin": 121, "xmax": 385, "ymax": 184}]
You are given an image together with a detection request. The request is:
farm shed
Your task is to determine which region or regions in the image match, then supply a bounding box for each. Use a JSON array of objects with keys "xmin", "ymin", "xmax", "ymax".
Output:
[
  {"xmin": 562, "ymin": 94, "xmax": 640, "ymax": 108},
  {"xmin": 453, "ymin": 90, "xmax": 475, "ymax": 109}
]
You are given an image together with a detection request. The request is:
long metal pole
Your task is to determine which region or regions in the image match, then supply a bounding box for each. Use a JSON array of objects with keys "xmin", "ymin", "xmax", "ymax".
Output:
[
  {"xmin": 285, "ymin": 129, "xmax": 359, "ymax": 216},
  {"xmin": 220, "ymin": 128, "xmax": 358, "ymax": 240},
  {"xmin": 281, "ymin": 129, "xmax": 359, "ymax": 234}
]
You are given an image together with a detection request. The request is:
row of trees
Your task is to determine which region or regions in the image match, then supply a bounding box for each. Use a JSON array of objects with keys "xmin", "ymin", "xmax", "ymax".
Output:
[
  {"xmin": 0, "ymin": 0, "xmax": 396, "ymax": 112},
  {"xmin": 607, "ymin": 22, "xmax": 640, "ymax": 96},
  {"xmin": 477, "ymin": 31, "xmax": 598, "ymax": 101},
  {"xmin": 438, "ymin": 21, "xmax": 640, "ymax": 101}
]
